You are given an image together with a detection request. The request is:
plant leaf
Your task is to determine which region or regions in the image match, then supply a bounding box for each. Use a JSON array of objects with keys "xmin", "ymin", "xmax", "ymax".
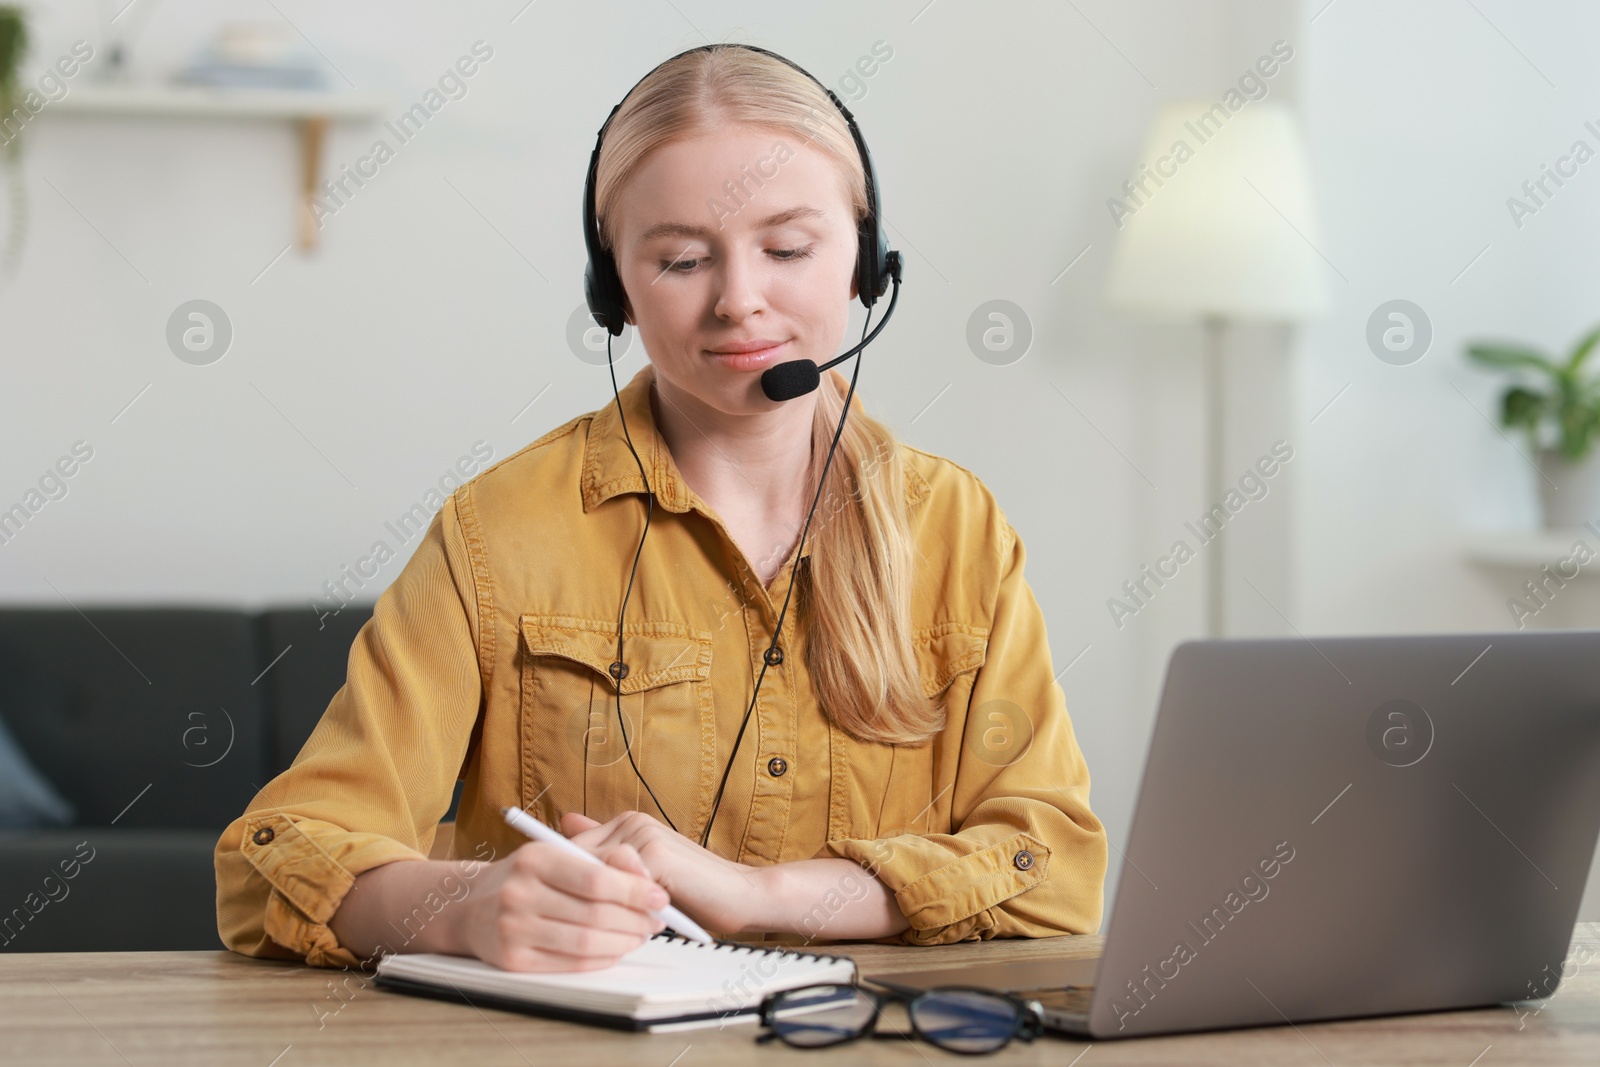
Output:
[
  {"xmin": 1502, "ymin": 386, "xmax": 1545, "ymax": 432},
  {"xmin": 1567, "ymin": 323, "xmax": 1600, "ymax": 375},
  {"xmin": 1466, "ymin": 344, "xmax": 1558, "ymax": 374}
]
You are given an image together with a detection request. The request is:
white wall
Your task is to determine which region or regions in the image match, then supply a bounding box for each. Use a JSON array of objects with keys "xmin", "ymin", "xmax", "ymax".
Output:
[
  {"xmin": 1300, "ymin": 0, "xmax": 1583, "ymax": 632},
  {"xmin": 2, "ymin": 0, "xmax": 1596, "ymax": 924},
  {"xmin": 1299, "ymin": 0, "xmax": 1600, "ymax": 920}
]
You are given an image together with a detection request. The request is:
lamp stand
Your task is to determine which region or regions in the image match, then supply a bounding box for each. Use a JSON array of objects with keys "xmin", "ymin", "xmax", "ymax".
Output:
[{"xmin": 1203, "ymin": 315, "xmax": 1227, "ymax": 639}]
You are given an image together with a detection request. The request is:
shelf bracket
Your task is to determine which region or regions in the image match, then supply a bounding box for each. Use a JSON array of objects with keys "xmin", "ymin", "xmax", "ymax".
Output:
[{"xmin": 297, "ymin": 115, "xmax": 329, "ymax": 252}]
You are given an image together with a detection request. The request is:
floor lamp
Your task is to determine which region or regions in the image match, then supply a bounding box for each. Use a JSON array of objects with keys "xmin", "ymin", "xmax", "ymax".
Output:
[{"xmin": 1106, "ymin": 100, "xmax": 1326, "ymax": 637}]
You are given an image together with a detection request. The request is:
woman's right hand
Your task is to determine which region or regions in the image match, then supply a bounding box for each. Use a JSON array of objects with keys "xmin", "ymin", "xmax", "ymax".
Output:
[{"xmin": 457, "ymin": 839, "xmax": 670, "ymax": 971}]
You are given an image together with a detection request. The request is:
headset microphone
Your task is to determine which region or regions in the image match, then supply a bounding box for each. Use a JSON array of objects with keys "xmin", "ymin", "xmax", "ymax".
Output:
[{"xmin": 760, "ymin": 259, "xmax": 902, "ymax": 402}]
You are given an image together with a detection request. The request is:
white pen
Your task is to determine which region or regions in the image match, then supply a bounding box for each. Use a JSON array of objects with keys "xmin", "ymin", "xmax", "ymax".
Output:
[{"xmin": 499, "ymin": 805, "xmax": 715, "ymax": 945}]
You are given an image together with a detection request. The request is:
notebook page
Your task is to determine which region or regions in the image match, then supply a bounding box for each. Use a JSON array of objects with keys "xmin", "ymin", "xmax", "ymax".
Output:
[{"xmin": 376, "ymin": 935, "xmax": 856, "ymax": 1020}]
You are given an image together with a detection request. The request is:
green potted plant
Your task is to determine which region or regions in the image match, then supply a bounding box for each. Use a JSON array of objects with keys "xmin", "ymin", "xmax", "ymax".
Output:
[
  {"xmin": 0, "ymin": 5, "xmax": 27, "ymax": 279},
  {"xmin": 1466, "ymin": 322, "xmax": 1600, "ymax": 529}
]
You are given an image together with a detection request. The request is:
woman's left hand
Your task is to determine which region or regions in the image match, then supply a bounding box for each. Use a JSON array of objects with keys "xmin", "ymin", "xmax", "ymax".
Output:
[{"xmin": 559, "ymin": 810, "xmax": 764, "ymax": 935}]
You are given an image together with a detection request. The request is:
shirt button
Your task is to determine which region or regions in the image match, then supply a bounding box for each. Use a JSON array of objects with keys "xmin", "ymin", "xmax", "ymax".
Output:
[
  {"xmin": 252, "ymin": 827, "xmax": 275, "ymax": 846},
  {"xmin": 1013, "ymin": 849, "xmax": 1034, "ymax": 871},
  {"xmin": 763, "ymin": 646, "xmax": 784, "ymax": 666},
  {"xmin": 767, "ymin": 756, "xmax": 789, "ymax": 777}
]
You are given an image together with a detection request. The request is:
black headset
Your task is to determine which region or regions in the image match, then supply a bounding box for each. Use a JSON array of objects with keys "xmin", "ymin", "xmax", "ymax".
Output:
[
  {"xmin": 579, "ymin": 42, "xmax": 903, "ymax": 855},
  {"xmin": 584, "ymin": 43, "xmax": 901, "ymax": 330}
]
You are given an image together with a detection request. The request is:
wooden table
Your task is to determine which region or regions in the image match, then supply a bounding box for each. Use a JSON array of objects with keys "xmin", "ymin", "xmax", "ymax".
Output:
[{"xmin": 4, "ymin": 924, "xmax": 1597, "ymax": 1065}]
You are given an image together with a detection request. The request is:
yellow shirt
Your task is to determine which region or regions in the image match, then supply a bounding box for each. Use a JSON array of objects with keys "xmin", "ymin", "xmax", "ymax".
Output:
[{"xmin": 214, "ymin": 364, "xmax": 1107, "ymax": 969}]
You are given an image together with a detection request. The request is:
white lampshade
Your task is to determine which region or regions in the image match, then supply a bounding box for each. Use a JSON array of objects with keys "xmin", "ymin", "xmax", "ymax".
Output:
[{"xmin": 1105, "ymin": 100, "xmax": 1327, "ymax": 322}]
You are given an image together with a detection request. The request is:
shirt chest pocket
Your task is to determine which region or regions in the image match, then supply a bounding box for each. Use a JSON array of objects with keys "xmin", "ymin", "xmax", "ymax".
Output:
[{"xmin": 518, "ymin": 614, "xmax": 715, "ymax": 832}]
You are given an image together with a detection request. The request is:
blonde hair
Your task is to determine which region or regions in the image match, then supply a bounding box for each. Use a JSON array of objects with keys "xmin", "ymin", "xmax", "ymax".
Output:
[{"xmin": 593, "ymin": 44, "xmax": 942, "ymax": 744}]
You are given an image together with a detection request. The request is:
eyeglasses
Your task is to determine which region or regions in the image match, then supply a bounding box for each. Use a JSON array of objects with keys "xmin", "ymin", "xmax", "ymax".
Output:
[{"xmin": 756, "ymin": 981, "xmax": 1045, "ymax": 1056}]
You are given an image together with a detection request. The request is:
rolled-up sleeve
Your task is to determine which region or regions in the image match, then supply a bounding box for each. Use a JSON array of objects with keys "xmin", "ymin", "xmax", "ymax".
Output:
[
  {"xmin": 214, "ymin": 495, "xmax": 485, "ymax": 969},
  {"xmin": 826, "ymin": 520, "xmax": 1107, "ymax": 944}
]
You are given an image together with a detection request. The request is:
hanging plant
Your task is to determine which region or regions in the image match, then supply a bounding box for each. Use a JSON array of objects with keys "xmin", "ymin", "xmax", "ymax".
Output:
[{"xmin": 0, "ymin": 5, "xmax": 28, "ymax": 279}]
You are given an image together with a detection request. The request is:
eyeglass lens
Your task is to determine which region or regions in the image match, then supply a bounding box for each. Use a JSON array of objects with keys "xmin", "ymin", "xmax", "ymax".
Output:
[
  {"xmin": 767, "ymin": 985, "xmax": 878, "ymax": 1048},
  {"xmin": 909, "ymin": 989, "xmax": 1022, "ymax": 1054},
  {"xmin": 768, "ymin": 985, "xmax": 1023, "ymax": 1054}
]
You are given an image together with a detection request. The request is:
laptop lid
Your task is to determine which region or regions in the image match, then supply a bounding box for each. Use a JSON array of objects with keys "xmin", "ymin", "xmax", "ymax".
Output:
[{"xmin": 1089, "ymin": 630, "xmax": 1600, "ymax": 1039}]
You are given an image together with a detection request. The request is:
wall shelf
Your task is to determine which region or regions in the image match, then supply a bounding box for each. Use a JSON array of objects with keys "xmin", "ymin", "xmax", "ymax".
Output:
[
  {"xmin": 1461, "ymin": 529, "xmax": 1599, "ymax": 572},
  {"xmin": 45, "ymin": 83, "xmax": 390, "ymax": 251},
  {"xmin": 49, "ymin": 84, "xmax": 388, "ymax": 120}
]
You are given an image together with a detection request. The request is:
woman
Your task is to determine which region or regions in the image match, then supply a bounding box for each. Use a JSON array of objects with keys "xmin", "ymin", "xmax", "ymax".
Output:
[{"xmin": 214, "ymin": 44, "xmax": 1107, "ymax": 975}]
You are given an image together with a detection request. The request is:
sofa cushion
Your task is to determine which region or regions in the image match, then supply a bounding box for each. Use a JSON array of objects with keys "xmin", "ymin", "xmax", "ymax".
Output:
[
  {"xmin": 0, "ymin": 609, "xmax": 265, "ymax": 831},
  {"xmin": 257, "ymin": 606, "xmax": 375, "ymax": 776},
  {"xmin": 0, "ymin": 688, "xmax": 75, "ymax": 828},
  {"xmin": 0, "ymin": 829, "xmax": 221, "ymax": 951},
  {"xmin": 258, "ymin": 606, "xmax": 462, "ymax": 821}
]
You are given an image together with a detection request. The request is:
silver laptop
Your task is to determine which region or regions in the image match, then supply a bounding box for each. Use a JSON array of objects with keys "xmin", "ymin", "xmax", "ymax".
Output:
[{"xmin": 877, "ymin": 630, "xmax": 1600, "ymax": 1039}]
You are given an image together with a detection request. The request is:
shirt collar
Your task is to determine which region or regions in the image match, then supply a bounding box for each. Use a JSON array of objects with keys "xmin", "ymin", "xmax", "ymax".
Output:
[{"xmin": 581, "ymin": 365, "xmax": 930, "ymax": 542}]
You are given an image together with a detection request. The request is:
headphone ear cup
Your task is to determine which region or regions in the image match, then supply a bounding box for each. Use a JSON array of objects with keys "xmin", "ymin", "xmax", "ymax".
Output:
[
  {"xmin": 855, "ymin": 214, "xmax": 892, "ymax": 309},
  {"xmin": 872, "ymin": 220, "xmax": 890, "ymax": 304},
  {"xmin": 583, "ymin": 124, "xmax": 628, "ymax": 337},
  {"xmin": 854, "ymin": 118, "xmax": 892, "ymax": 309},
  {"xmin": 584, "ymin": 259, "xmax": 604, "ymax": 330},
  {"xmin": 855, "ymin": 220, "xmax": 877, "ymax": 309},
  {"xmin": 586, "ymin": 247, "xmax": 626, "ymax": 335}
]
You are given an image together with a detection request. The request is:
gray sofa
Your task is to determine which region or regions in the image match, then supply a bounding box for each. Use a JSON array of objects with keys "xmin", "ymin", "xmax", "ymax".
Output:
[{"xmin": 0, "ymin": 605, "xmax": 463, "ymax": 953}]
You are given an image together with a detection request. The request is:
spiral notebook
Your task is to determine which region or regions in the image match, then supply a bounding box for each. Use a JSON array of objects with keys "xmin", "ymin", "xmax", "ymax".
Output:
[{"xmin": 372, "ymin": 933, "xmax": 857, "ymax": 1032}]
